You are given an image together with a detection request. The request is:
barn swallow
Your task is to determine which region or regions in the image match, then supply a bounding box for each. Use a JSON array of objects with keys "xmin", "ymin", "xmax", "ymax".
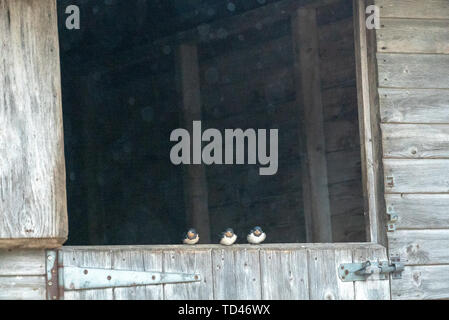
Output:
[
  {"xmin": 247, "ymin": 226, "xmax": 266, "ymax": 244},
  {"xmin": 183, "ymin": 228, "xmax": 199, "ymax": 245},
  {"xmin": 219, "ymin": 228, "xmax": 237, "ymax": 246}
]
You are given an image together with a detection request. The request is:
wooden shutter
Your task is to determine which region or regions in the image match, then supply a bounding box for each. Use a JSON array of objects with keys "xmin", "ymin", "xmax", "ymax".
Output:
[{"xmin": 0, "ymin": 0, "xmax": 67, "ymax": 248}]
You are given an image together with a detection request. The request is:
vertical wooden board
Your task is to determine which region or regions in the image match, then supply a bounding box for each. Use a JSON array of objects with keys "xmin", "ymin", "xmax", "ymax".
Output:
[
  {"xmin": 385, "ymin": 194, "xmax": 449, "ymax": 229},
  {"xmin": 378, "ymin": 53, "xmax": 449, "ymax": 89},
  {"xmin": 0, "ymin": 276, "xmax": 46, "ymax": 300},
  {"xmin": 383, "ymin": 159, "xmax": 449, "ymax": 193},
  {"xmin": 292, "ymin": 8, "xmax": 332, "ymax": 242},
  {"xmin": 381, "ymin": 124, "xmax": 449, "ymax": 158},
  {"xmin": 61, "ymin": 249, "xmax": 113, "ymax": 300},
  {"xmin": 212, "ymin": 249, "xmax": 237, "ymax": 299},
  {"xmin": 177, "ymin": 43, "xmax": 210, "ymax": 242},
  {"xmin": 353, "ymin": 0, "xmax": 387, "ymax": 245},
  {"xmin": 377, "ymin": 18, "xmax": 449, "ymax": 54},
  {"xmin": 112, "ymin": 249, "xmax": 163, "ymax": 300},
  {"xmin": 376, "ymin": 0, "xmax": 449, "ymax": 19},
  {"xmin": 233, "ymin": 248, "xmax": 262, "ymax": 300},
  {"xmin": 391, "ymin": 265, "xmax": 449, "ymax": 300},
  {"xmin": 307, "ymin": 248, "xmax": 354, "ymax": 300},
  {"xmin": 0, "ymin": 0, "xmax": 67, "ymax": 246},
  {"xmin": 388, "ymin": 230, "xmax": 449, "ymax": 265},
  {"xmin": 0, "ymin": 249, "xmax": 45, "ymax": 275},
  {"xmin": 163, "ymin": 249, "xmax": 213, "ymax": 300},
  {"xmin": 353, "ymin": 246, "xmax": 390, "ymax": 300},
  {"xmin": 379, "ymin": 88, "xmax": 449, "ymax": 124},
  {"xmin": 212, "ymin": 248, "xmax": 261, "ymax": 299},
  {"xmin": 260, "ymin": 249, "xmax": 309, "ymax": 300}
]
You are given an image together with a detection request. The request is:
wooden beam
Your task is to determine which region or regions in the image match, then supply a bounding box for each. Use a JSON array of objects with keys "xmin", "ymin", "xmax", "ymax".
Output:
[
  {"xmin": 292, "ymin": 8, "xmax": 333, "ymax": 242},
  {"xmin": 176, "ymin": 44, "xmax": 211, "ymax": 243},
  {"xmin": 353, "ymin": 0, "xmax": 387, "ymax": 246},
  {"xmin": 0, "ymin": 0, "xmax": 67, "ymax": 248}
]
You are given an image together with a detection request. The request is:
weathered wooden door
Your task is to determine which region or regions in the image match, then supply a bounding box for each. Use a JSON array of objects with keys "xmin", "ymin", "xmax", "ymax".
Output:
[{"xmin": 44, "ymin": 244, "xmax": 390, "ymax": 300}]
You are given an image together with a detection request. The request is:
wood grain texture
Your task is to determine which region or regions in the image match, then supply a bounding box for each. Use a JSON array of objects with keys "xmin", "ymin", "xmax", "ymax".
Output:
[
  {"xmin": 385, "ymin": 194, "xmax": 449, "ymax": 229},
  {"xmin": 163, "ymin": 249, "xmax": 214, "ymax": 300},
  {"xmin": 0, "ymin": 276, "xmax": 46, "ymax": 300},
  {"xmin": 383, "ymin": 159, "xmax": 449, "ymax": 193},
  {"xmin": 377, "ymin": 18, "xmax": 449, "ymax": 54},
  {"xmin": 391, "ymin": 265, "xmax": 449, "ymax": 300},
  {"xmin": 382, "ymin": 124, "xmax": 449, "ymax": 159},
  {"xmin": 378, "ymin": 53, "xmax": 449, "ymax": 89},
  {"xmin": 260, "ymin": 249, "xmax": 309, "ymax": 299},
  {"xmin": 389, "ymin": 230, "xmax": 449, "ymax": 265},
  {"xmin": 212, "ymin": 248, "xmax": 261, "ymax": 299},
  {"xmin": 0, "ymin": 249, "xmax": 45, "ymax": 276},
  {"xmin": 379, "ymin": 88, "xmax": 449, "ymax": 123},
  {"xmin": 354, "ymin": 0, "xmax": 387, "ymax": 245},
  {"xmin": 307, "ymin": 248, "xmax": 354, "ymax": 300},
  {"xmin": 0, "ymin": 0, "xmax": 67, "ymax": 247},
  {"xmin": 376, "ymin": 0, "xmax": 449, "ymax": 19}
]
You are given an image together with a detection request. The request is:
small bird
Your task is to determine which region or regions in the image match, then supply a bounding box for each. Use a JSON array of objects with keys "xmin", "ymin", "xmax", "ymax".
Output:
[
  {"xmin": 247, "ymin": 226, "xmax": 266, "ymax": 244},
  {"xmin": 219, "ymin": 228, "xmax": 237, "ymax": 246},
  {"xmin": 183, "ymin": 228, "xmax": 199, "ymax": 245}
]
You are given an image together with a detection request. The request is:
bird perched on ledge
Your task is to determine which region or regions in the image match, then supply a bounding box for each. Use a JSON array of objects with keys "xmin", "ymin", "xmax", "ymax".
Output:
[
  {"xmin": 247, "ymin": 226, "xmax": 266, "ymax": 244},
  {"xmin": 220, "ymin": 228, "xmax": 237, "ymax": 246},
  {"xmin": 183, "ymin": 228, "xmax": 199, "ymax": 245}
]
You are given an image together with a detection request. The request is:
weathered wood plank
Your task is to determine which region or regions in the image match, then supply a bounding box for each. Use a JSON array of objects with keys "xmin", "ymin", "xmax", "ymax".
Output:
[
  {"xmin": 0, "ymin": 276, "xmax": 46, "ymax": 300},
  {"xmin": 382, "ymin": 124, "xmax": 449, "ymax": 158},
  {"xmin": 176, "ymin": 43, "xmax": 210, "ymax": 242},
  {"xmin": 376, "ymin": 0, "xmax": 449, "ymax": 19},
  {"xmin": 384, "ymin": 159, "xmax": 449, "ymax": 193},
  {"xmin": 353, "ymin": 246, "xmax": 390, "ymax": 299},
  {"xmin": 260, "ymin": 249, "xmax": 309, "ymax": 299},
  {"xmin": 61, "ymin": 249, "xmax": 114, "ymax": 300},
  {"xmin": 0, "ymin": 0, "xmax": 67, "ymax": 247},
  {"xmin": 292, "ymin": 8, "xmax": 332, "ymax": 242},
  {"xmin": 378, "ymin": 53, "xmax": 449, "ymax": 89},
  {"xmin": 307, "ymin": 248, "xmax": 354, "ymax": 299},
  {"xmin": 391, "ymin": 265, "xmax": 449, "ymax": 300},
  {"xmin": 112, "ymin": 249, "xmax": 163, "ymax": 300},
  {"xmin": 0, "ymin": 250, "xmax": 45, "ymax": 276},
  {"xmin": 163, "ymin": 249, "xmax": 213, "ymax": 300},
  {"xmin": 385, "ymin": 194, "xmax": 449, "ymax": 229},
  {"xmin": 354, "ymin": 0, "xmax": 387, "ymax": 245},
  {"xmin": 212, "ymin": 248, "xmax": 261, "ymax": 299},
  {"xmin": 378, "ymin": 18, "xmax": 449, "ymax": 54},
  {"xmin": 379, "ymin": 88, "xmax": 449, "ymax": 123},
  {"xmin": 389, "ymin": 230, "xmax": 449, "ymax": 265}
]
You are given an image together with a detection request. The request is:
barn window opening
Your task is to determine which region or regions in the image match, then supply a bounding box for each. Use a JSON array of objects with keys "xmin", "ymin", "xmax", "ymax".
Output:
[{"xmin": 58, "ymin": 0, "xmax": 367, "ymax": 245}]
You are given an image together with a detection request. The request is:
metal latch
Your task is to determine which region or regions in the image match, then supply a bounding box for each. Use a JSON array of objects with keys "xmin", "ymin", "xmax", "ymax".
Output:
[{"xmin": 338, "ymin": 258, "xmax": 404, "ymax": 282}]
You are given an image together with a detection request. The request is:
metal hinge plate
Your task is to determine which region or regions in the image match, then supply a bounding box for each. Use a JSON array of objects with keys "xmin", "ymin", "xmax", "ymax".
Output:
[
  {"xmin": 46, "ymin": 250, "xmax": 201, "ymax": 295},
  {"xmin": 338, "ymin": 258, "xmax": 404, "ymax": 282},
  {"xmin": 63, "ymin": 267, "xmax": 201, "ymax": 290}
]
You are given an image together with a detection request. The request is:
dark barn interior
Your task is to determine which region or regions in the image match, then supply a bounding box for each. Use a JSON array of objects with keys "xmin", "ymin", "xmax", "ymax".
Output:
[{"xmin": 58, "ymin": 0, "xmax": 365, "ymax": 245}]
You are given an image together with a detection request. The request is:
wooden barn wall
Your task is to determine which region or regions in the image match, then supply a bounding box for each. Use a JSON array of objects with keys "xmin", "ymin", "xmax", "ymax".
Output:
[
  {"xmin": 0, "ymin": 250, "xmax": 47, "ymax": 300},
  {"xmin": 375, "ymin": 0, "xmax": 449, "ymax": 300}
]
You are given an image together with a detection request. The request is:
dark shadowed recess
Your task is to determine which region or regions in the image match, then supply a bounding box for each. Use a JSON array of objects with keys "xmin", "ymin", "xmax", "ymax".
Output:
[{"xmin": 58, "ymin": 0, "xmax": 363, "ymax": 245}]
